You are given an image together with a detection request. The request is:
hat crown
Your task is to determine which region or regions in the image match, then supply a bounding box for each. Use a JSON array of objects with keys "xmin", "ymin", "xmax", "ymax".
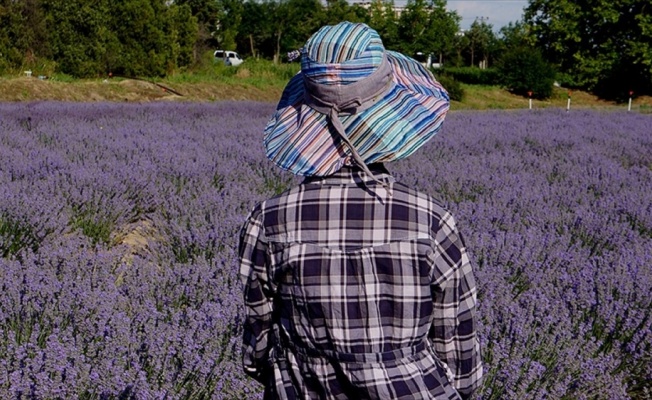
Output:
[
  {"xmin": 302, "ymin": 22, "xmax": 385, "ymax": 85},
  {"xmin": 265, "ymin": 22, "xmax": 450, "ymax": 177}
]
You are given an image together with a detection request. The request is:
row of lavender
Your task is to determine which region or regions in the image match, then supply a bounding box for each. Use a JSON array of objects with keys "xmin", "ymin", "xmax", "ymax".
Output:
[{"xmin": 0, "ymin": 102, "xmax": 650, "ymax": 399}]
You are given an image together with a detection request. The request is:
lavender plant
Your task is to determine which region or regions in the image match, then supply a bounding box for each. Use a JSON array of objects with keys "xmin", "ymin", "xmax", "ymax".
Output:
[{"xmin": 0, "ymin": 103, "xmax": 650, "ymax": 399}]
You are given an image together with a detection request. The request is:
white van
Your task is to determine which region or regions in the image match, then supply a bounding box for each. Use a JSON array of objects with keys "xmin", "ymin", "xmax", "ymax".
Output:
[{"xmin": 214, "ymin": 50, "xmax": 243, "ymax": 66}]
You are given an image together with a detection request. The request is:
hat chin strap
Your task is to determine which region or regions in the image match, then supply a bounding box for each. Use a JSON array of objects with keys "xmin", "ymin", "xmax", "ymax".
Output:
[{"xmin": 303, "ymin": 55, "xmax": 394, "ymax": 199}]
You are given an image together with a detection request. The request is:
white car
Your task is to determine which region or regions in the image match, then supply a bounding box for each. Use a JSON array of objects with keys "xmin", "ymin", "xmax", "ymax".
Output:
[{"xmin": 214, "ymin": 50, "xmax": 243, "ymax": 66}]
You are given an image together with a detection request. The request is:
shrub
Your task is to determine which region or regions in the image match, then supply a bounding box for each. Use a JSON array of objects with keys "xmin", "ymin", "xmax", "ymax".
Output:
[
  {"xmin": 554, "ymin": 72, "xmax": 580, "ymax": 89},
  {"xmin": 496, "ymin": 47, "xmax": 556, "ymax": 99},
  {"xmin": 436, "ymin": 74, "xmax": 464, "ymax": 102},
  {"xmin": 439, "ymin": 67, "xmax": 500, "ymax": 85}
]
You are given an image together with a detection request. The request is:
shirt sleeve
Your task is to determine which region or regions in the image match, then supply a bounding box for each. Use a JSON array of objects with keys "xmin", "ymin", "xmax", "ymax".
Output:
[
  {"xmin": 238, "ymin": 204, "xmax": 274, "ymax": 384},
  {"xmin": 429, "ymin": 212, "xmax": 483, "ymax": 399}
]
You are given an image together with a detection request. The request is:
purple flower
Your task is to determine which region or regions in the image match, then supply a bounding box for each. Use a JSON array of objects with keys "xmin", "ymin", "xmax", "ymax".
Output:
[{"xmin": 0, "ymin": 104, "xmax": 649, "ymax": 399}]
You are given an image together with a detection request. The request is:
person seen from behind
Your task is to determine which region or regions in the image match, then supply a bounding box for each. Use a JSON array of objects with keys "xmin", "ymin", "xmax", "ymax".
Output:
[{"xmin": 239, "ymin": 21, "xmax": 483, "ymax": 400}]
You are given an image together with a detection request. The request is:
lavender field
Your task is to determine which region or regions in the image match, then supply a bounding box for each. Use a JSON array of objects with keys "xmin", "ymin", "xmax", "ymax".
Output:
[{"xmin": 0, "ymin": 102, "xmax": 650, "ymax": 400}]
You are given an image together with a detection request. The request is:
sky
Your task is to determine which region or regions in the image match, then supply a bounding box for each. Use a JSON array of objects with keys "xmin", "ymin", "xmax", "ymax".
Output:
[
  {"xmin": 390, "ymin": 0, "xmax": 529, "ymax": 31},
  {"xmin": 446, "ymin": 0, "xmax": 529, "ymax": 31}
]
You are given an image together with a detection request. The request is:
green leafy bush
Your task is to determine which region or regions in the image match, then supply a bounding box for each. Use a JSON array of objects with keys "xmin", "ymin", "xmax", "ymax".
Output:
[
  {"xmin": 439, "ymin": 67, "xmax": 500, "ymax": 85},
  {"xmin": 436, "ymin": 74, "xmax": 464, "ymax": 102},
  {"xmin": 554, "ymin": 72, "xmax": 580, "ymax": 89},
  {"xmin": 496, "ymin": 47, "xmax": 556, "ymax": 99}
]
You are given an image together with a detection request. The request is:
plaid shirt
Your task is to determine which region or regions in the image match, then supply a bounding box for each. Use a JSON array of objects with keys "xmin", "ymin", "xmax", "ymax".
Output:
[{"xmin": 239, "ymin": 165, "xmax": 482, "ymax": 399}]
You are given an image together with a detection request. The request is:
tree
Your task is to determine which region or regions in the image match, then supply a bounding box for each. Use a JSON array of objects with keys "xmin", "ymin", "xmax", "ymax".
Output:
[
  {"xmin": 367, "ymin": 0, "xmax": 400, "ymax": 50},
  {"xmin": 397, "ymin": 0, "xmax": 431, "ymax": 56},
  {"xmin": 496, "ymin": 46, "xmax": 555, "ymax": 99},
  {"xmin": 493, "ymin": 21, "xmax": 532, "ymax": 66},
  {"xmin": 174, "ymin": 0, "xmax": 221, "ymax": 56},
  {"xmin": 250, "ymin": 0, "xmax": 325, "ymax": 62},
  {"xmin": 237, "ymin": 0, "xmax": 269, "ymax": 58},
  {"xmin": 214, "ymin": 0, "xmax": 244, "ymax": 51},
  {"xmin": 0, "ymin": 0, "xmax": 50, "ymax": 72},
  {"xmin": 43, "ymin": 0, "xmax": 112, "ymax": 77},
  {"xmin": 463, "ymin": 19, "xmax": 495, "ymax": 68},
  {"xmin": 426, "ymin": 0, "xmax": 460, "ymax": 66},
  {"xmin": 395, "ymin": 0, "xmax": 461, "ymax": 65},
  {"xmin": 524, "ymin": 0, "xmax": 652, "ymax": 99},
  {"xmin": 451, "ymin": 30, "xmax": 468, "ymax": 67},
  {"xmin": 0, "ymin": 1, "xmax": 26, "ymax": 71},
  {"xmin": 105, "ymin": 0, "xmax": 171, "ymax": 77},
  {"xmin": 321, "ymin": 0, "xmax": 368, "ymax": 26},
  {"xmin": 165, "ymin": 3, "xmax": 199, "ymax": 69},
  {"xmin": 498, "ymin": 21, "xmax": 533, "ymax": 50}
]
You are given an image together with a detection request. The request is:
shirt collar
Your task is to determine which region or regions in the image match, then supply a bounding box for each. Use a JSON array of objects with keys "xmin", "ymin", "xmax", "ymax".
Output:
[{"xmin": 302, "ymin": 163, "xmax": 394, "ymax": 186}]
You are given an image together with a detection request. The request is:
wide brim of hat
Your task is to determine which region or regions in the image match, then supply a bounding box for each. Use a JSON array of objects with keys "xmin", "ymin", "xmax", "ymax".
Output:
[{"xmin": 264, "ymin": 51, "xmax": 450, "ymax": 176}]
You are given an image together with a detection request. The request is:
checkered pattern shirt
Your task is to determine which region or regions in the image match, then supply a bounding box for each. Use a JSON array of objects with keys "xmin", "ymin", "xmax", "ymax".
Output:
[{"xmin": 239, "ymin": 165, "xmax": 482, "ymax": 399}]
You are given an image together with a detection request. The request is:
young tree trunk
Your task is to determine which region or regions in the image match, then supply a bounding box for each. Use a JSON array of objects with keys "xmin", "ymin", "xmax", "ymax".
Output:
[
  {"xmin": 274, "ymin": 31, "xmax": 282, "ymax": 64},
  {"xmin": 249, "ymin": 34, "xmax": 256, "ymax": 58}
]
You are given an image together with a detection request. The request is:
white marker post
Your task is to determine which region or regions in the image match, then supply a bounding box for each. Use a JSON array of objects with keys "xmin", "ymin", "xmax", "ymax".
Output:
[
  {"xmin": 528, "ymin": 91, "xmax": 533, "ymax": 109},
  {"xmin": 628, "ymin": 90, "xmax": 633, "ymax": 112},
  {"xmin": 567, "ymin": 91, "xmax": 572, "ymax": 112}
]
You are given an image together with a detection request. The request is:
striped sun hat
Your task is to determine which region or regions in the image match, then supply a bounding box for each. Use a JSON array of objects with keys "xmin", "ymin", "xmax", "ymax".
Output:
[{"xmin": 264, "ymin": 21, "xmax": 450, "ymax": 177}]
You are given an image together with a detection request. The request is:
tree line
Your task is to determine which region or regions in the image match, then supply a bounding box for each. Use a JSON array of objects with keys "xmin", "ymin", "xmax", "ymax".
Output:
[
  {"xmin": 0, "ymin": 0, "xmax": 197, "ymax": 77},
  {"xmin": 1, "ymin": 0, "xmax": 650, "ymax": 99}
]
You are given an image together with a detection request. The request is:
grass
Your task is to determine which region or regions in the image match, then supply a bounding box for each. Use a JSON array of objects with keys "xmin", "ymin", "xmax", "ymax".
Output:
[
  {"xmin": 166, "ymin": 58, "xmax": 298, "ymax": 87},
  {"xmin": 453, "ymin": 84, "xmax": 525, "ymax": 110},
  {"xmin": 452, "ymin": 84, "xmax": 652, "ymax": 111},
  {"xmin": 1, "ymin": 60, "xmax": 651, "ymax": 110}
]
